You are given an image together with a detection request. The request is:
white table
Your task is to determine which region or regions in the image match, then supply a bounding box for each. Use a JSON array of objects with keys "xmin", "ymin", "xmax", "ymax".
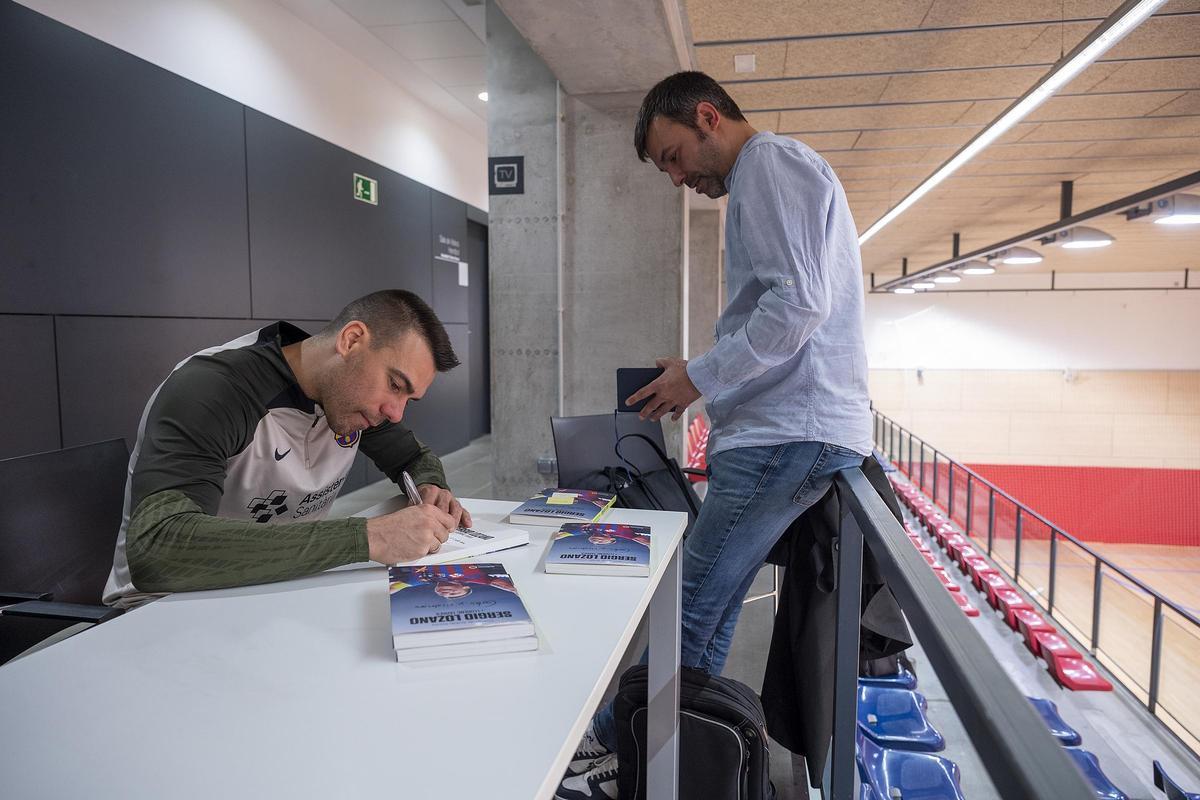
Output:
[{"xmin": 0, "ymin": 498, "xmax": 686, "ymax": 799}]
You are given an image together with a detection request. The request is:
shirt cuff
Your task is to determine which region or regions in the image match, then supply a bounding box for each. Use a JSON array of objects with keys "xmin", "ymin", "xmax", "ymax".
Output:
[{"xmin": 686, "ymin": 354, "xmax": 722, "ymax": 399}]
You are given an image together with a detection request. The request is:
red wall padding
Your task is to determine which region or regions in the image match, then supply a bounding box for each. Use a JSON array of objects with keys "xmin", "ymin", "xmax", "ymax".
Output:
[{"xmin": 965, "ymin": 464, "xmax": 1200, "ymax": 546}]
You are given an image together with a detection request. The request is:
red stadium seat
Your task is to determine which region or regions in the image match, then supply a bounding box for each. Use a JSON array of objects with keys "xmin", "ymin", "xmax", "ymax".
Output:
[
  {"xmin": 950, "ymin": 591, "xmax": 980, "ymax": 617},
  {"xmin": 1012, "ymin": 609, "xmax": 1056, "ymax": 655},
  {"xmin": 1035, "ymin": 632, "xmax": 1114, "ymax": 691},
  {"xmin": 962, "ymin": 556, "xmax": 994, "ymax": 581},
  {"xmin": 981, "ymin": 573, "xmax": 1012, "ymax": 607},
  {"xmin": 934, "ymin": 569, "xmax": 961, "ymax": 592},
  {"xmin": 994, "ymin": 588, "xmax": 1034, "ymax": 629}
]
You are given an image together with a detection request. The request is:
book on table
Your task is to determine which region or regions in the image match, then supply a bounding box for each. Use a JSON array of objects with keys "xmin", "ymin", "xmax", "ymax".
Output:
[
  {"xmin": 354, "ymin": 494, "xmax": 530, "ymax": 566},
  {"xmin": 388, "ymin": 562, "xmax": 538, "ymax": 661},
  {"xmin": 544, "ymin": 522, "xmax": 651, "ymax": 576},
  {"xmin": 506, "ymin": 488, "xmax": 617, "ymax": 526}
]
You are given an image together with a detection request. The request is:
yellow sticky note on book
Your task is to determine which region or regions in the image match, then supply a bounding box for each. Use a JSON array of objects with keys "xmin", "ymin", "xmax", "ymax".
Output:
[{"xmin": 546, "ymin": 492, "xmax": 576, "ymax": 505}]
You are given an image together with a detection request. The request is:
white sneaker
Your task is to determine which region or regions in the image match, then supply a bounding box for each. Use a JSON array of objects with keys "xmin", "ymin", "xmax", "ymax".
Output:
[
  {"xmin": 566, "ymin": 719, "xmax": 611, "ymax": 777},
  {"xmin": 556, "ymin": 753, "xmax": 618, "ymax": 800}
]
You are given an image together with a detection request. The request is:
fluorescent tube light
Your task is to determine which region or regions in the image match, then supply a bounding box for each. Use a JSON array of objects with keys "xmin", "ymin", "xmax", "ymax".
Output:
[
  {"xmin": 893, "ymin": 287, "xmax": 916, "ymax": 294},
  {"xmin": 857, "ymin": 0, "xmax": 1167, "ymax": 246},
  {"xmin": 912, "ymin": 281, "xmax": 936, "ymax": 290},
  {"xmin": 933, "ymin": 275, "xmax": 961, "ymax": 284}
]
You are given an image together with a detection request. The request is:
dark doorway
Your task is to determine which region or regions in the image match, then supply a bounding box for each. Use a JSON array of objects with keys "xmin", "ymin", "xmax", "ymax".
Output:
[{"xmin": 467, "ymin": 220, "xmax": 491, "ymax": 439}]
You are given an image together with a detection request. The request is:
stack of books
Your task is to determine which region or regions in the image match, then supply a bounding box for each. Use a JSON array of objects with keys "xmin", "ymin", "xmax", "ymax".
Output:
[
  {"xmin": 507, "ymin": 488, "xmax": 617, "ymax": 526},
  {"xmin": 388, "ymin": 563, "xmax": 538, "ymax": 662},
  {"xmin": 544, "ymin": 523, "xmax": 652, "ymax": 576}
]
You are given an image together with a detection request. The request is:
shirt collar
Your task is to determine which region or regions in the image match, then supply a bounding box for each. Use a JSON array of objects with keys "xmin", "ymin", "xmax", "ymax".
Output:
[{"xmin": 725, "ymin": 131, "xmax": 773, "ymax": 194}]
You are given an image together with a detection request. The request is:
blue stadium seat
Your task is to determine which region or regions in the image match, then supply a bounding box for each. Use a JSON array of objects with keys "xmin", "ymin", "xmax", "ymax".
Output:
[
  {"xmin": 857, "ymin": 685, "xmax": 945, "ymax": 752},
  {"xmin": 859, "ymin": 665, "xmax": 918, "ymax": 691},
  {"xmin": 1154, "ymin": 759, "xmax": 1200, "ymax": 800},
  {"xmin": 857, "ymin": 733, "xmax": 965, "ymax": 800},
  {"xmin": 1065, "ymin": 748, "xmax": 1129, "ymax": 800},
  {"xmin": 1027, "ymin": 696, "xmax": 1082, "ymax": 746}
]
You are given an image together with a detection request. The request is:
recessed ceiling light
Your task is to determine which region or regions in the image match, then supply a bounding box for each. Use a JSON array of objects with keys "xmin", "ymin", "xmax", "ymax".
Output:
[
  {"xmin": 998, "ymin": 246, "xmax": 1043, "ymax": 265},
  {"xmin": 1153, "ymin": 193, "xmax": 1200, "ymax": 225},
  {"xmin": 933, "ymin": 274, "xmax": 961, "ymax": 284},
  {"xmin": 893, "ymin": 287, "xmax": 916, "ymax": 294},
  {"xmin": 1056, "ymin": 225, "xmax": 1114, "ymax": 249},
  {"xmin": 912, "ymin": 281, "xmax": 936, "ymax": 290},
  {"xmin": 477, "ymin": 91, "xmax": 489, "ymax": 102},
  {"xmin": 961, "ymin": 261, "xmax": 995, "ymax": 275}
]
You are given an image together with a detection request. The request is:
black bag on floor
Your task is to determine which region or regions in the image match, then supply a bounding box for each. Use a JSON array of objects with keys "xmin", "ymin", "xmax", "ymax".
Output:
[{"xmin": 614, "ymin": 664, "xmax": 776, "ymax": 800}]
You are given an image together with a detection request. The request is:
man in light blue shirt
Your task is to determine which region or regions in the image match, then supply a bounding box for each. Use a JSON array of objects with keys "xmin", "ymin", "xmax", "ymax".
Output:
[{"xmin": 558, "ymin": 71, "xmax": 872, "ymax": 800}]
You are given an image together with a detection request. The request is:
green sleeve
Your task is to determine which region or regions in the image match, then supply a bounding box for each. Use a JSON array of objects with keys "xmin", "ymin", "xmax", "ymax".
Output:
[
  {"xmin": 126, "ymin": 489, "xmax": 370, "ymax": 593},
  {"xmin": 358, "ymin": 422, "xmax": 448, "ymax": 490}
]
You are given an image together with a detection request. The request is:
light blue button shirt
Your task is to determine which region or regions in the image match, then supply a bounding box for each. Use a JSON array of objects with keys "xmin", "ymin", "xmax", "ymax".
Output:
[{"xmin": 686, "ymin": 132, "xmax": 873, "ymax": 457}]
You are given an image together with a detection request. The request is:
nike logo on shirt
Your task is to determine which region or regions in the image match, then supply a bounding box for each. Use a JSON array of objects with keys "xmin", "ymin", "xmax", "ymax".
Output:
[{"xmin": 274, "ymin": 448, "xmax": 291, "ymax": 461}]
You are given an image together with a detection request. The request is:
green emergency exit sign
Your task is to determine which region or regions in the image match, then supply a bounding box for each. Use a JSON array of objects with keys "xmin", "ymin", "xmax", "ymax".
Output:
[{"xmin": 353, "ymin": 173, "xmax": 378, "ymax": 205}]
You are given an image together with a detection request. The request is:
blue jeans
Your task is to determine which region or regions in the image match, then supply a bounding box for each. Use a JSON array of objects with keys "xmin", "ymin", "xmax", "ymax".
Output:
[{"xmin": 592, "ymin": 440, "xmax": 864, "ymax": 751}]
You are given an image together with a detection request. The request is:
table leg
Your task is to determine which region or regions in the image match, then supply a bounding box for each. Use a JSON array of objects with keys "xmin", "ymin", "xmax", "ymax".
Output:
[{"xmin": 647, "ymin": 540, "xmax": 681, "ymax": 800}]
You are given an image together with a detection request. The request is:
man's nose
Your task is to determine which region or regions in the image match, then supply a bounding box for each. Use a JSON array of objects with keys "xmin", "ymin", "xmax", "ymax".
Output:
[
  {"xmin": 669, "ymin": 169, "xmax": 685, "ymax": 187},
  {"xmin": 383, "ymin": 399, "xmax": 406, "ymax": 423}
]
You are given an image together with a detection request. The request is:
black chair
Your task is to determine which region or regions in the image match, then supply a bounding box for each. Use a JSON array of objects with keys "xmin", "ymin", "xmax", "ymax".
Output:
[
  {"xmin": 551, "ymin": 412, "xmax": 671, "ymax": 488},
  {"xmin": 0, "ymin": 439, "xmax": 129, "ymax": 664},
  {"xmin": 551, "ymin": 413, "xmax": 702, "ymax": 532}
]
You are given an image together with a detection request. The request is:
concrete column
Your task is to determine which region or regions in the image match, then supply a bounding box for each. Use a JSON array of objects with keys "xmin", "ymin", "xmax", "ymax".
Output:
[
  {"xmin": 487, "ymin": 6, "xmax": 686, "ymax": 497},
  {"xmin": 561, "ymin": 94, "xmax": 684, "ymax": 441},
  {"xmin": 486, "ymin": 4, "xmax": 562, "ymax": 499},
  {"xmin": 687, "ymin": 208, "xmax": 720, "ymax": 361}
]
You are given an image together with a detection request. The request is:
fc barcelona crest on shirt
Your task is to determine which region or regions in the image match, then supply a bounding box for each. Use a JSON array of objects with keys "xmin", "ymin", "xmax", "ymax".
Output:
[{"xmin": 334, "ymin": 430, "xmax": 360, "ymax": 448}]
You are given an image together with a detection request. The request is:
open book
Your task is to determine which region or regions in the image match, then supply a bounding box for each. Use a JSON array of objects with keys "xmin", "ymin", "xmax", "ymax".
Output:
[{"xmin": 354, "ymin": 495, "xmax": 530, "ymax": 567}]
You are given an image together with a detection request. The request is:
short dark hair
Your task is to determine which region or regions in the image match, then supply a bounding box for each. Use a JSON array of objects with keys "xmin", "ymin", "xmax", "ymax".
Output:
[
  {"xmin": 634, "ymin": 71, "xmax": 746, "ymax": 162},
  {"xmin": 323, "ymin": 290, "xmax": 459, "ymax": 372}
]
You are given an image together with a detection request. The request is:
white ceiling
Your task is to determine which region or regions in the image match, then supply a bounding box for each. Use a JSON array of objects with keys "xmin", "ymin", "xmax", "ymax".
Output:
[
  {"xmin": 281, "ymin": 0, "xmax": 488, "ymax": 130},
  {"xmin": 334, "ymin": 0, "xmax": 487, "ymax": 116}
]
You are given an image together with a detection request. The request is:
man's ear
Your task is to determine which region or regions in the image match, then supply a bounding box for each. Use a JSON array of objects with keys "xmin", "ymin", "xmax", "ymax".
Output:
[
  {"xmin": 335, "ymin": 320, "xmax": 369, "ymax": 357},
  {"xmin": 696, "ymin": 101, "xmax": 720, "ymax": 133}
]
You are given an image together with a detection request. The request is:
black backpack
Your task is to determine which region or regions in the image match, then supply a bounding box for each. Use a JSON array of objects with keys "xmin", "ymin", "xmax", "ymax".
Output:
[{"xmin": 614, "ymin": 665, "xmax": 776, "ymax": 800}]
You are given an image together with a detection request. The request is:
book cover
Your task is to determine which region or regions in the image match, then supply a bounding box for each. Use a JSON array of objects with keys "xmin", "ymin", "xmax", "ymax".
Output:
[
  {"xmin": 507, "ymin": 488, "xmax": 617, "ymax": 526},
  {"xmin": 544, "ymin": 523, "xmax": 651, "ymax": 576},
  {"xmin": 355, "ymin": 495, "xmax": 530, "ymax": 566},
  {"xmin": 388, "ymin": 563, "xmax": 536, "ymax": 650}
]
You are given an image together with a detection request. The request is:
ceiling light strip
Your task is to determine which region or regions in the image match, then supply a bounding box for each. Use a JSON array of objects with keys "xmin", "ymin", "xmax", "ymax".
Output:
[
  {"xmin": 872, "ymin": 169, "xmax": 1200, "ymax": 292},
  {"xmin": 856, "ymin": 0, "xmax": 1168, "ymax": 247}
]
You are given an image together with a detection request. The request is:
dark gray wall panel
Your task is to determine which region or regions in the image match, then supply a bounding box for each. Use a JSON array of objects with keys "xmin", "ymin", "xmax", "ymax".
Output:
[
  {"xmin": 55, "ymin": 316, "xmax": 328, "ymax": 450},
  {"xmin": 0, "ymin": 315, "xmax": 61, "ymax": 458},
  {"xmin": 56, "ymin": 316, "xmax": 263, "ymax": 450},
  {"xmin": 246, "ymin": 109, "xmax": 432, "ymax": 321},
  {"xmin": 0, "ymin": 2, "xmax": 250, "ymax": 318},
  {"xmin": 403, "ymin": 323, "xmax": 470, "ymax": 455},
  {"xmin": 431, "ymin": 191, "xmax": 469, "ymax": 324}
]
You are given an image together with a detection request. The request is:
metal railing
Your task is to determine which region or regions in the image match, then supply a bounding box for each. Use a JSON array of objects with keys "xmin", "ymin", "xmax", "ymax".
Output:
[
  {"xmin": 873, "ymin": 409, "xmax": 1200, "ymax": 753},
  {"xmin": 828, "ymin": 468, "xmax": 1095, "ymax": 799}
]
